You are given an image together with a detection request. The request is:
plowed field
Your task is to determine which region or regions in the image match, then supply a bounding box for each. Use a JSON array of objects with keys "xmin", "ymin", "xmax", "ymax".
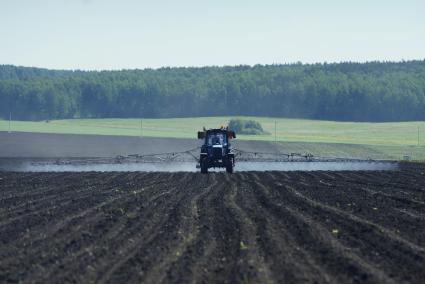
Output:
[{"xmin": 1, "ymin": 164, "xmax": 424, "ymax": 283}]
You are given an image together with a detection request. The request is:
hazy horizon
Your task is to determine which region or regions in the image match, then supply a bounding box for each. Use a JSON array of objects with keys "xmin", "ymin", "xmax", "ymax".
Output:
[
  {"xmin": 4, "ymin": 59, "xmax": 425, "ymax": 72},
  {"xmin": 1, "ymin": 0, "xmax": 424, "ymax": 70}
]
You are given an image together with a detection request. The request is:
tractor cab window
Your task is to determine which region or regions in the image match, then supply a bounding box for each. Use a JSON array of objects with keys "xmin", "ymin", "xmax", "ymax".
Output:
[{"xmin": 207, "ymin": 133, "xmax": 226, "ymax": 146}]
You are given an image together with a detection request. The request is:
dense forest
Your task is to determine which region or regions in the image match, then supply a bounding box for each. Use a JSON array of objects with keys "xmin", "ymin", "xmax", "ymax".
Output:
[{"xmin": 0, "ymin": 61, "xmax": 424, "ymax": 122}]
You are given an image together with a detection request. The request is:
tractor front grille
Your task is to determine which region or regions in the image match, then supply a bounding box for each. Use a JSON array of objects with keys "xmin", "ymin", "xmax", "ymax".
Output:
[{"xmin": 212, "ymin": 146, "xmax": 223, "ymax": 159}]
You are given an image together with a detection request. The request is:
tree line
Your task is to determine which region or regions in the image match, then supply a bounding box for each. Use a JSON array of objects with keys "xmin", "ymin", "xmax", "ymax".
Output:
[{"xmin": 0, "ymin": 60, "xmax": 424, "ymax": 122}]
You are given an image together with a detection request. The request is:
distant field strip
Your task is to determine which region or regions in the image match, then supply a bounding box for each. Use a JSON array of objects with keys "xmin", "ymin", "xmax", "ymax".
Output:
[{"xmin": 1, "ymin": 117, "xmax": 424, "ymax": 145}]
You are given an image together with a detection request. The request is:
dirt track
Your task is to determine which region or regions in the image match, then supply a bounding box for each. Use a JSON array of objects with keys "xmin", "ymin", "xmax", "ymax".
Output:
[{"xmin": 1, "ymin": 164, "xmax": 424, "ymax": 283}]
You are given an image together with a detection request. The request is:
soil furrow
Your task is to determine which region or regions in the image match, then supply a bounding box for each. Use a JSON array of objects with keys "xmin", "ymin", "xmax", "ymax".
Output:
[
  {"xmin": 251, "ymin": 178, "xmax": 397, "ymax": 284},
  {"xmin": 1, "ymin": 167, "xmax": 424, "ymax": 284}
]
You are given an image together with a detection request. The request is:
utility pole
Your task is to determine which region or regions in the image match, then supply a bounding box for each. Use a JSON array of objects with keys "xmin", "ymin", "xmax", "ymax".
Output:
[
  {"xmin": 274, "ymin": 121, "xmax": 277, "ymax": 144},
  {"xmin": 418, "ymin": 126, "xmax": 420, "ymax": 146},
  {"xmin": 224, "ymin": 92, "xmax": 227, "ymax": 113},
  {"xmin": 275, "ymin": 121, "xmax": 277, "ymax": 160},
  {"xmin": 8, "ymin": 112, "xmax": 11, "ymax": 133}
]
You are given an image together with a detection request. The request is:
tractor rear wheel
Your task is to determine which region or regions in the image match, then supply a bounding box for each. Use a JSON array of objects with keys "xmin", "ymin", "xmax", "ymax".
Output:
[
  {"xmin": 226, "ymin": 158, "xmax": 234, "ymax": 173},
  {"xmin": 200, "ymin": 158, "xmax": 208, "ymax": 174}
]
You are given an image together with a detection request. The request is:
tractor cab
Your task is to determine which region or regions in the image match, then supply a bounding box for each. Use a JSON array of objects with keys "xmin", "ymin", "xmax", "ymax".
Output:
[
  {"xmin": 208, "ymin": 132, "xmax": 226, "ymax": 146},
  {"xmin": 197, "ymin": 127, "xmax": 236, "ymax": 173}
]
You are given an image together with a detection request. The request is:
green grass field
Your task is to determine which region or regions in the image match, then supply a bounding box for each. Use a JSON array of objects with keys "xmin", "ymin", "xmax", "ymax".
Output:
[{"xmin": 1, "ymin": 117, "xmax": 424, "ymax": 160}]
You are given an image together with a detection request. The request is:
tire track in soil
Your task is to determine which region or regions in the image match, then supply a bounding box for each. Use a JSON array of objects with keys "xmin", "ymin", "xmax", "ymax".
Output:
[
  {"xmin": 141, "ymin": 174, "xmax": 219, "ymax": 284},
  {"xmin": 162, "ymin": 173, "xmax": 251, "ymax": 284},
  {"xmin": 150, "ymin": 173, "xmax": 248, "ymax": 284},
  {"xmin": 187, "ymin": 173, "xmax": 276, "ymax": 284},
  {"xmin": 190, "ymin": 174, "xmax": 248, "ymax": 284},
  {"xmin": 212, "ymin": 173, "xmax": 273, "ymax": 284}
]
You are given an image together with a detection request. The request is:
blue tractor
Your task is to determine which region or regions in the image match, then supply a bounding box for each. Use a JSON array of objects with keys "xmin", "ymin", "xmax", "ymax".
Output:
[{"xmin": 197, "ymin": 127, "xmax": 236, "ymax": 173}]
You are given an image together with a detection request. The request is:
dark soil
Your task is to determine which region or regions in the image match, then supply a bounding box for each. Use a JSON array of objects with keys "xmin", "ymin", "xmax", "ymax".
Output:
[
  {"xmin": 0, "ymin": 163, "xmax": 424, "ymax": 283},
  {"xmin": 0, "ymin": 131, "xmax": 280, "ymax": 158}
]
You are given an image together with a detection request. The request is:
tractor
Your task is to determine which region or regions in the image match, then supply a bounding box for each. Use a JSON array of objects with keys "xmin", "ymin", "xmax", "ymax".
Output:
[{"xmin": 197, "ymin": 127, "xmax": 236, "ymax": 173}]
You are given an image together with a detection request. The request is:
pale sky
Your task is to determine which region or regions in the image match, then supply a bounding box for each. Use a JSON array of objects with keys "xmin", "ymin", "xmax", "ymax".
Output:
[{"xmin": 1, "ymin": 0, "xmax": 424, "ymax": 70}]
